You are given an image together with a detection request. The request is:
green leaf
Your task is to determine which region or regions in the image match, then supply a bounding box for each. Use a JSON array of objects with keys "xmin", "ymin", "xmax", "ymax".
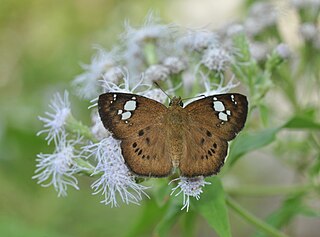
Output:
[
  {"xmin": 152, "ymin": 179, "xmax": 173, "ymax": 207},
  {"xmin": 125, "ymin": 199, "xmax": 166, "ymax": 237},
  {"xmin": 153, "ymin": 201, "xmax": 182, "ymax": 237},
  {"xmin": 283, "ymin": 115, "xmax": 320, "ymax": 129},
  {"xmin": 227, "ymin": 127, "xmax": 280, "ymax": 167},
  {"xmin": 181, "ymin": 211, "xmax": 197, "ymax": 237},
  {"xmin": 259, "ymin": 104, "xmax": 270, "ymax": 126},
  {"xmin": 193, "ymin": 177, "xmax": 231, "ymax": 237}
]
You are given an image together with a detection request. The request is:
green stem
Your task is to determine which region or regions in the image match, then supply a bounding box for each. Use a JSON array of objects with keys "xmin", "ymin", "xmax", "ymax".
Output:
[
  {"xmin": 74, "ymin": 158, "xmax": 95, "ymax": 176},
  {"xmin": 66, "ymin": 115, "xmax": 97, "ymax": 142},
  {"xmin": 226, "ymin": 197, "xmax": 289, "ymax": 237},
  {"xmin": 144, "ymin": 42, "xmax": 158, "ymax": 66},
  {"xmin": 225, "ymin": 184, "xmax": 311, "ymax": 197}
]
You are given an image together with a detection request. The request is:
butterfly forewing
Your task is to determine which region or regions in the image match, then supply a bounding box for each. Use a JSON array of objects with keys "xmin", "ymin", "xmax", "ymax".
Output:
[
  {"xmin": 98, "ymin": 93, "xmax": 167, "ymax": 139},
  {"xmin": 185, "ymin": 93, "xmax": 248, "ymax": 141},
  {"xmin": 98, "ymin": 92, "xmax": 172, "ymax": 176}
]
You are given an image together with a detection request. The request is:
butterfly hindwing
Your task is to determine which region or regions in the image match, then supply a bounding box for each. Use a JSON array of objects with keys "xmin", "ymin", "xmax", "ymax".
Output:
[
  {"xmin": 185, "ymin": 93, "xmax": 248, "ymax": 141},
  {"xmin": 179, "ymin": 124, "xmax": 228, "ymax": 177},
  {"xmin": 98, "ymin": 92, "xmax": 167, "ymax": 139},
  {"xmin": 121, "ymin": 125, "xmax": 173, "ymax": 177}
]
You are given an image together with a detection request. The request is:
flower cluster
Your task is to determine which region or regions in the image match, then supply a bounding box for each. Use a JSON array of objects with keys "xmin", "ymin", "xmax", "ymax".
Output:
[
  {"xmin": 35, "ymin": 11, "xmax": 287, "ymax": 210},
  {"xmin": 171, "ymin": 177, "xmax": 211, "ymax": 211}
]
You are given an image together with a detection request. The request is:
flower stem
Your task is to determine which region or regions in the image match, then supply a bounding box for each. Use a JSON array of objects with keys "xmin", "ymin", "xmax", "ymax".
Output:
[
  {"xmin": 144, "ymin": 42, "xmax": 158, "ymax": 66},
  {"xmin": 226, "ymin": 197, "xmax": 288, "ymax": 237},
  {"xmin": 66, "ymin": 115, "xmax": 97, "ymax": 142},
  {"xmin": 74, "ymin": 158, "xmax": 95, "ymax": 176}
]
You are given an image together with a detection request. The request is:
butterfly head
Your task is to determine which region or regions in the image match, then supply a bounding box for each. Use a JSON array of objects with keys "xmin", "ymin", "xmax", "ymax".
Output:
[{"xmin": 169, "ymin": 96, "xmax": 183, "ymax": 107}]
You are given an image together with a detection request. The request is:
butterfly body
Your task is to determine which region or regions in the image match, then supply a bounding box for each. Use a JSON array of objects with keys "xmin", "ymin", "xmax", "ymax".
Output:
[
  {"xmin": 98, "ymin": 92, "xmax": 248, "ymax": 178},
  {"xmin": 165, "ymin": 97, "xmax": 186, "ymax": 168}
]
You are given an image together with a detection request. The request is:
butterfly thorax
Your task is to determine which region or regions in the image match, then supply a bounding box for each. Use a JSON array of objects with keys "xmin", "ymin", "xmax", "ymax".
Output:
[
  {"xmin": 166, "ymin": 96, "xmax": 186, "ymax": 168},
  {"xmin": 168, "ymin": 96, "xmax": 183, "ymax": 108}
]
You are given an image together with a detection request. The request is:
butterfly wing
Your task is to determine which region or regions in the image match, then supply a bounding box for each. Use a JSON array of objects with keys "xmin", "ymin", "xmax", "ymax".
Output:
[
  {"xmin": 98, "ymin": 92, "xmax": 173, "ymax": 177},
  {"xmin": 179, "ymin": 93, "xmax": 248, "ymax": 177},
  {"xmin": 121, "ymin": 124, "xmax": 172, "ymax": 177},
  {"xmin": 185, "ymin": 93, "xmax": 248, "ymax": 141},
  {"xmin": 179, "ymin": 124, "xmax": 228, "ymax": 177}
]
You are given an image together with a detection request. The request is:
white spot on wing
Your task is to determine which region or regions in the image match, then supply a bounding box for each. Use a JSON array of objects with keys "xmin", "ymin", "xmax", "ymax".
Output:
[
  {"xmin": 213, "ymin": 101, "xmax": 225, "ymax": 112},
  {"xmin": 124, "ymin": 100, "xmax": 136, "ymax": 111},
  {"xmin": 213, "ymin": 97, "xmax": 217, "ymax": 101},
  {"xmin": 226, "ymin": 110, "xmax": 231, "ymax": 115},
  {"xmin": 117, "ymin": 109, "xmax": 123, "ymax": 115},
  {"xmin": 121, "ymin": 111, "xmax": 131, "ymax": 120},
  {"xmin": 231, "ymin": 94, "xmax": 237, "ymax": 105},
  {"xmin": 218, "ymin": 112, "xmax": 228, "ymax": 121}
]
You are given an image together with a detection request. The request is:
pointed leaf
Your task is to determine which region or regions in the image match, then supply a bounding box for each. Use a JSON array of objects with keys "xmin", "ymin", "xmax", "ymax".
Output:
[
  {"xmin": 283, "ymin": 115, "xmax": 320, "ymax": 129},
  {"xmin": 228, "ymin": 127, "xmax": 280, "ymax": 167}
]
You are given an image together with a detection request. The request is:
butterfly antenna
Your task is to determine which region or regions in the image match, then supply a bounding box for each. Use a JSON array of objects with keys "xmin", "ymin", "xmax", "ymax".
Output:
[{"xmin": 153, "ymin": 82, "xmax": 172, "ymax": 100}]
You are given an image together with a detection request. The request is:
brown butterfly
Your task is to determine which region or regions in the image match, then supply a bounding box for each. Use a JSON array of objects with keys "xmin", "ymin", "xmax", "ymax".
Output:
[{"xmin": 98, "ymin": 92, "xmax": 248, "ymax": 177}]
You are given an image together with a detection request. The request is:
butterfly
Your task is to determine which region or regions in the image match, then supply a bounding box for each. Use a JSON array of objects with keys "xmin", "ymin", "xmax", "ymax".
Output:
[{"xmin": 98, "ymin": 92, "xmax": 248, "ymax": 177}]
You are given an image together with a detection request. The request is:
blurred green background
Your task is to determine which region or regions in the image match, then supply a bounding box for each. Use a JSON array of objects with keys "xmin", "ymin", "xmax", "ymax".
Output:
[
  {"xmin": 0, "ymin": 0, "xmax": 171, "ymax": 236},
  {"xmin": 1, "ymin": 0, "xmax": 319, "ymax": 236}
]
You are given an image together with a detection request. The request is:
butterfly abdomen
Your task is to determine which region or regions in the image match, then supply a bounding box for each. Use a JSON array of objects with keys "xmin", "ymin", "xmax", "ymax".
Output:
[{"xmin": 166, "ymin": 107, "xmax": 187, "ymax": 168}]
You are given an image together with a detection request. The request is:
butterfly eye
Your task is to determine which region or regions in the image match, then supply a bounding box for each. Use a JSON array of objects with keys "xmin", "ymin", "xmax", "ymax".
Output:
[
  {"xmin": 169, "ymin": 100, "xmax": 173, "ymax": 106},
  {"xmin": 179, "ymin": 101, "xmax": 184, "ymax": 107}
]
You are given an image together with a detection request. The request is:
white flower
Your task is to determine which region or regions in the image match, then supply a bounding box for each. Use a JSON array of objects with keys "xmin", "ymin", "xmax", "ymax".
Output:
[
  {"xmin": 73, "ymin": 47, "xmax": 117, "ymax": 99},
  {"xmin": 180, "ymin": 29, "xmax": 218, "ymax": 52},
  {"xmin": 201, "ymin": 46, "xmax": 231, "ymax": 72},
  {"xmin": 202, "ymin": 74, "xmax": 239, "ymax": 96},
  {"xmin": 140, "ymin": 88, "xmax": 168, "ymax": 103},
  {"xmin": 100, "ymin": 68, "xmax": 145, "ymax": 94},
  {"xmin": 33, "ymin": 133, "xmax": 81, "ymax": 197},
  {"xmin": 90, "ymin": 109, "xmax": 111, "ymax": 140},
  {"xmin": 275, "ymin": 43, "xmax": 291, "ymax": 59},
  {"xmin": 185, "ymin": 73, "xmax": 239, "ymax": 105},
  {"xmin": 244, "ymin": 2, "xmax": 277, "ymax": 36},
  {"xmin": 299, "ymin": 23, "xmax": 318, "ymax": 41},
  {"xmin": 82, "ymin": 137, "xmax": 149, "ymax": 207},
  {"xmin": 37, "ymin": 91, "xmax": 71, "ymax": 145},
  {"xmin": 225, "ymin": 23, "xmax": 245, "ymax": 37},
  {"xmin": 163, "ymin": 57, "xmax": 187, "ymax": 74},
  {"xmin": 123, "ymin": 12, "xmax": 171, "ymax": 45},
  {"xmin": 121, "ymin": 12, "xmax": 174, "ymax": 77},
  {"xmin": 103, "ymin": 66, "xmax": 124, "ymax": 85},
  {"xmin": 249, "ymin": 41, "xmax": 270, "ymax": 61},
  {"xmin": 170, "ymin": 176, "xmax": 211, "ymax": 211},
  {"xmin": 144, "ymin": 64, "xmax": 170, "ymax": 82}
]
